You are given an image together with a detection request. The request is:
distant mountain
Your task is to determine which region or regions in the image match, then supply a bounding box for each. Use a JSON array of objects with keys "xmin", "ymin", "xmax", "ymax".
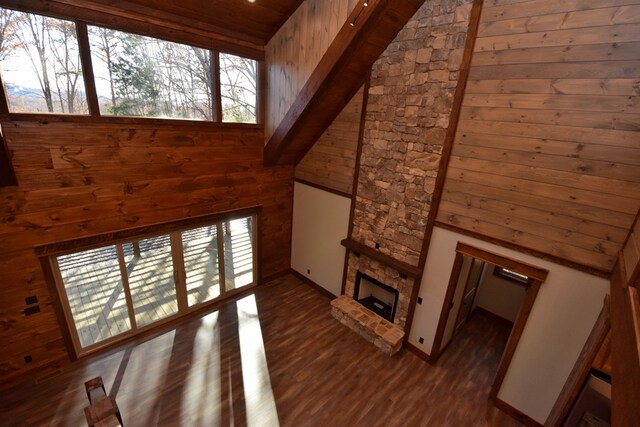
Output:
[
  {"xmin": 5, "ymin": 83, "xmax": 50, "ymax": 113},
  {"xmin": 5, "ymin": 83, "xmax": 95, "ymax": 114}
]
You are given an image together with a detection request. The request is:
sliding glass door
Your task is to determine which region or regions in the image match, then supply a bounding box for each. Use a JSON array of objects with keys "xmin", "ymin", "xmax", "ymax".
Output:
[
  {"xmin": 57, "ymin": 245, "xmax": 132, "ymax": 349},
  {"xmin": 122, "ymin": 236, "xmax": 179, "ymax": 327},
  {"xmin": 53, "ymin": 213, "xmax": 257, "ymax": 355},
  {"xmin": 182, "ymin": 224, "xmax": 222, "ymax": 307},
  {"xmin": 223, "ymin": 217, "xmax": 254, "ymax": 291}
]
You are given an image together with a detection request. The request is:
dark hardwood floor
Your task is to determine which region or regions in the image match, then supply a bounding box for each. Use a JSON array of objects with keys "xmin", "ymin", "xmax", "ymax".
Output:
[{"xmin": 0, "ymin": 274, "xmax": 523, "ymax": 426}]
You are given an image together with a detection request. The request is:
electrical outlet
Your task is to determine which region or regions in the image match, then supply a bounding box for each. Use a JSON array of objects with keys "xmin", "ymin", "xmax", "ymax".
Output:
[
  {"xmin": 419, "ymin": 337, "xmax": 424, "ymax": 344},
  {"xmin": 417, "ymin": 297, "xmax": 423, "ymax": 304},
  {"xmin": 24, "ymin": 305, "xmax": 40, "ymax": 316}
]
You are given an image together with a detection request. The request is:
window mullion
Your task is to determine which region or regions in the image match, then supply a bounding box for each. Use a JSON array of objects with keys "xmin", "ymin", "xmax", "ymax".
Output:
[
  {"xmin": 217, "ymin": 222, "xmax": 226, "ymax": 295},
  {"xmin": 257, "ymin": 60, "xmax": 265, "ymax": 125},
  {"xmin": 212, "ymin": 50, "xmax": 223, "ymax": 122},
  {"xmin": 170, "ymin": 232, "xmax": 188, "ymax": 312},
  {"xmin": 50, "ymin": 256, "xmax": 83, "ymax": 357},
  {"xmin": 252, "ymin": 213, "xmax": 258, "ymax": 286},
  {"xmin": 0, "ymin": 73, "xmax": 9, "ymax": 116},
  {"xmin": 117, "ymin": 243, "xmax": 137, "ymax": 330},
  {"xmin": 75, "ymin": 21, "xmax": 100, "ymax": 117}
]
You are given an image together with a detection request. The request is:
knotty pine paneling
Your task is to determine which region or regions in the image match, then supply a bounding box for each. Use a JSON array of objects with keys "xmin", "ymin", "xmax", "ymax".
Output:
[
  {"xmin": 295, "ymin": 85, "xmax": 364, "ymax": 195},
  {"xmin": 265, "ymin": 0, "xmax": 359, "ymax": 141},
  {"xmin": 437, "ymin": 0, "xmax": 640, "ymax": 273},
  {"xmin": 0, "ymin": 120, "xmax": 293, "ymax": 387}
]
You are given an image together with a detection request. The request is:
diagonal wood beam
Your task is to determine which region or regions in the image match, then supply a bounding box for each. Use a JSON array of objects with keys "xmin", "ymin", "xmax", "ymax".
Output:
[{"xmin": 264, "ymin": 0, "xmax": 425, "ymax": 166}]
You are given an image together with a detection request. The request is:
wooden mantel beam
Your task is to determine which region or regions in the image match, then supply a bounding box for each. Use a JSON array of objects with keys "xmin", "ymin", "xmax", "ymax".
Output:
[{"xmin": 264, "ymin": 0, "xmax": 425, "ymax": 166}]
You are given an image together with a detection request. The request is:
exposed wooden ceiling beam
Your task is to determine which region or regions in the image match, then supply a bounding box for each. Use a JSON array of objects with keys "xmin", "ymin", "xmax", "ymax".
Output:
[
  {"xmin": 263, "ymin": 0, "xmax": 425, "ymax": 166},
  {"xmin": 1, "ymin": 0, "xmax": 264, "ymax": 59}
]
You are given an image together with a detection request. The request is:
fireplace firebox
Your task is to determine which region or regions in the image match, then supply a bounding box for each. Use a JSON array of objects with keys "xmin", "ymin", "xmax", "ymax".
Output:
[{"xmin": 354, "ymin": 271, "xmax": 399, "ymax": 322}]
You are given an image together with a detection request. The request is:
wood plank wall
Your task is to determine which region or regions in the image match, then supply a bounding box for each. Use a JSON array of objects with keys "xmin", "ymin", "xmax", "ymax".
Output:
[
  {"xmin": 0, "ymin": 120, "xmax": 293, "ymax": 386},
  {"xmin": 437, "ymin": 0, "xmax": 640, "ymax": 273},
  {"xmin": 265, "ymin": 0, "xmax": 359, "ymax": 141},
  {"xmin": 294, "ymin": 86, "xmax": 364, "ymax": 195}
]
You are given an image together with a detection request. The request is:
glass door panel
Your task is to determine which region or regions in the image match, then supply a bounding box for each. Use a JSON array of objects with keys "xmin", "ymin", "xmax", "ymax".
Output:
[
  {"xmin": 182, "ymin": 225, "xmax": 221, "ymax": 306},
  {"xmin": 122, "ymin": 235, "xmax": 178, "ymax": 327},
  {"xmin": 223, "ymin": 216, "xmax": 254, "ymax": 291},
  {"xmin": 57, "ymin": 245, "xmax": 131, "ymax": 348}
]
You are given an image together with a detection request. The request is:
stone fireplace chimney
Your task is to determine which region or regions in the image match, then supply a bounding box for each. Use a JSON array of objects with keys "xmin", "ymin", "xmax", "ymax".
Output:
[{"xmin": 332, "ymin": 0, "xmax": 474, "ymax": 351}]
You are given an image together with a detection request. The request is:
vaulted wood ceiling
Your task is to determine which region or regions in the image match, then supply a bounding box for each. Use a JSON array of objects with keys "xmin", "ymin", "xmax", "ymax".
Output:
[{"xmin": 88, "ymin": 0, "xmax": 305, "ymax": 44}]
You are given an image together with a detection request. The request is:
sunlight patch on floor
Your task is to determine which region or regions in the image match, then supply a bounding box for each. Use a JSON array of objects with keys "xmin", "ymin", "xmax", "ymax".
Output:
[
  {"xmin": 181, "ymin": 312, "xmax": 222, "ymax": 426},
  {"xmin": 236, "ymin": 294, "xmax": 279, "ymax": 427},
  {"xmin": 115, "ymin": 330, "xmax": 176, "ymax": 425}
]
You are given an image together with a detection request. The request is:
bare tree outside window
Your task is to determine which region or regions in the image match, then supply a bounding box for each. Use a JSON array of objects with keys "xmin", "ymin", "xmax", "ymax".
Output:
[
  {"xmin": 0, "ymin": 8, "xmax": 259, "ymax": 123},
  {"xmin": 88, "ymin": 26, "xmax": 118, "ymax": 108},
  {"xmin": 219, "ymin": 53, "xmax": 257, "ymax": 123},
  {"xmin": 0, "ymin": 9, "xmax": 20, "ymax": 62},
  {"xmin": 0, "ymin": 8, "xmax": 88, "ymax": 114},
  {"xmin": 89, "ymin": 26, "xmax": 212, "ymax": 120}
]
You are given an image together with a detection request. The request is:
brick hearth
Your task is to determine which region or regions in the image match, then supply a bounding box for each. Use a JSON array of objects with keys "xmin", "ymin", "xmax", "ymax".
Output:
[{"xmin": 331, "ymin": 296, "xmax": 404, "ymax": 355}]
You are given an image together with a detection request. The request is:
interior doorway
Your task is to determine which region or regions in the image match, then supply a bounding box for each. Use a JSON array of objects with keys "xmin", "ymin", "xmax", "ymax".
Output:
[{"xmin": 430, "ymin": 242, "xmax": 548, "ymax": 400}]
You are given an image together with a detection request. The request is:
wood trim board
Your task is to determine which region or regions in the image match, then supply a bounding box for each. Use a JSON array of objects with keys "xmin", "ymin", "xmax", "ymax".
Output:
[
  {"xmin": 405, "ymin": 341, "xmax": 432, "ymax": 364},
  {"xmin": 340, "ymin": 238, "xmax": 422, "ymax": 278},
  {"xmin": 404, "ymin": 0, "xmax": 485, "ymax": 342},
  {"xmin": 495, "ymin": 398, "xmax": 543, "ymax": 427},
  {"xmin": 489, "ymin": 278, "xmax": 542, "ymax": 401},
  {"xmin": 293, "ymin": 178, "xmax": 352, "ymax": 199},
  {"xmin": 545, "ymin": 295, "xmax": 610, "ymax": 427},
  {"xmin": 430, "ymin": 251, "xmax": 465, "ymax": 363},
  {"xmin": 341, "ymin": 72, "xmax": 370, "ymax": 296},
  {"xmin": 435, "ymin": 221, "xmax": 610, "ymax": 278},
  {"xmin": 75, "ymin": 22, "xmax": 100, "ymax": 117},
  {"xmin": 456, "ymin": 242, "xmax": 549, "ymax": 282},
  {"xmin": 610, "ymin": 257, "xmax": 640, "ymax": 426},
  {"xmin": 289, "ymin": 268, "xmax": 336, "ymax": 300},
  {"xmin": 0, "ymin": 131, "xmax": 18, "ymax": 187},
  {"xmin": 34, "ymin": 206, "xmax": 262, "ymax": 256}
]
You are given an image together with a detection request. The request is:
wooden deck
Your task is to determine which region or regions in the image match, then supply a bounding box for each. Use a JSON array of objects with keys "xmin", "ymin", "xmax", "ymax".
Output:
[
  {"xmin": 57, "ymin": 218, "xmax": 254, "ymax": 348},
  {"xmin": 0, "ymin": 274, "xmax": 523, "ymax": 426}
]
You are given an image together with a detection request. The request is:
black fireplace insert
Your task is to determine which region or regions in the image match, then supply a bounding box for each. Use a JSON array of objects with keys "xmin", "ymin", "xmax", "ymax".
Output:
[{"xmin": 354, "ymin": 271, "xmax": 399, "ymax": 322}]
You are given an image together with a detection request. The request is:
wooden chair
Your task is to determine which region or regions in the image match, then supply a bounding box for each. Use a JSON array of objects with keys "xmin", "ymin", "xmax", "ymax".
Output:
[{"xmin": 83, "ymin": 376, "xmax": 124, "ymax": 427}]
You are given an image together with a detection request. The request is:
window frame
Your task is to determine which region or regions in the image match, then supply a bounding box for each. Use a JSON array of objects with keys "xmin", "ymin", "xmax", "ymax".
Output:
[
  {"xmin": 0, "ymin": 6, "xmax": 263, "ymax": 126},
  {"xmin": 492, "ymin": 265, "xmax": 530, "ymax": 286},
  {"xmin": 38, "ymin": 207, "xmax": 261, "ymax": 358}
]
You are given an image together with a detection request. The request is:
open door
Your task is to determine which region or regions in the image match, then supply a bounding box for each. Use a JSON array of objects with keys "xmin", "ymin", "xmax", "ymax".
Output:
[
  {"xmin": 430, "ymin": 242, "xmax": 549, "ymax": 404},
  {"xmin": 453, "ymin": 258, "xmax": 485, "ymax": 336}
]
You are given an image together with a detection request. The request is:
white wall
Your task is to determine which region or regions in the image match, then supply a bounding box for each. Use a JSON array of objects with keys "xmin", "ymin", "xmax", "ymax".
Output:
[
  {"xmin": 408, "ymin": 226, "xmax": 609, "ymax": 424},
  {"xmin": 291, "ymin": 182, "xmax": 351, "ymax": 296},
  {"xmin": 475, "ymin": 266, "xmax": 528, "ymax": 323}
]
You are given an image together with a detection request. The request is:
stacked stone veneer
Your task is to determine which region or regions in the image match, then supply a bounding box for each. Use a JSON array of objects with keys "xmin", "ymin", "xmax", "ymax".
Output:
[
  {"xmin": 331, "ymin": 296, "xmax": 405, "ymax": 355},
  {"xmin": 343, "ymin": 0, "xmax": 474, "ymax": 330}
]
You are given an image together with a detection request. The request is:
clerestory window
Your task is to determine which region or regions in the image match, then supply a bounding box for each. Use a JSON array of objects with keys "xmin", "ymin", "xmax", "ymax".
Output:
[{"xmin": 0, "ymin": 7, "xmax": 259, "ymax": 123}]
